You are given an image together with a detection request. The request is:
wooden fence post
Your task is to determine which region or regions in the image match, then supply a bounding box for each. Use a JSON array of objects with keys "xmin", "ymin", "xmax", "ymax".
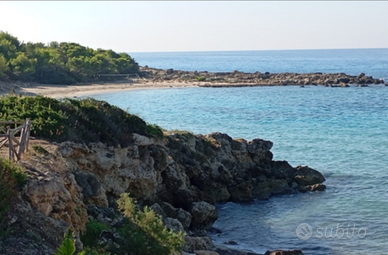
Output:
[
  {"xmin": 25, "ymin": 118, "xmax": 31, "ymax": 152},
  {"xmin": 1, "ymin": 119, "xmax": 32, "ymax": 161},
  {"xmin": 7, "ymin": 128, "xmax": 13, "ymax": 161}
]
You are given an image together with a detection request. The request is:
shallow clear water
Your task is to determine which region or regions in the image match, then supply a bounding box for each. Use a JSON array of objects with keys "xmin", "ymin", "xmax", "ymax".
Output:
[{"xmin": 90, "ymin": 49, "xmax": 388, "ymax": 254}]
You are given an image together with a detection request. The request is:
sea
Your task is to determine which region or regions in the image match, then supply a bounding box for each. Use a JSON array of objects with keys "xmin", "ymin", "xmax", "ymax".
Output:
[{"xmin": 89, "ymin": 48, "xmax": 388, "ymax": 255}]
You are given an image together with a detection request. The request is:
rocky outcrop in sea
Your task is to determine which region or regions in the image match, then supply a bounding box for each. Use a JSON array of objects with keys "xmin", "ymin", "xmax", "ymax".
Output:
[
  {"xmin": 1, "ymin": 132, "xmax": 325, "ymax": 255},
  {"xmin": 139, "ymin": 66, "xmax": 385, "ymax": 87}
]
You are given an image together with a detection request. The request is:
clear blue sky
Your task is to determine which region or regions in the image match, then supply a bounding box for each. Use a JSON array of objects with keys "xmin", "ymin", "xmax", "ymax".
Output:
[{"xmin": 1, "ymin": 1, "xmax": 388, "ymax": 53}]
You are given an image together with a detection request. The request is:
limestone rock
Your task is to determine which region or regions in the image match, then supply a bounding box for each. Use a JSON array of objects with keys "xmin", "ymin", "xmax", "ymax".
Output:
[
  {"xmin": 131, "ymin": 133, "xmax": 154, "ymax": 146},
  {"xmin": 183, "ymin": 236, "xmax": 215, "ymax": 253},
  {"xmin": 247, "ymin": 138, "xmax": 273, "ymax": 155},
  {"xmin": 177, "ymin": 208, "xmax": 193, "ymax": 230},
  {"xmin": 228, "ymin": 181, "xmax": 253, "ymax": 202},
  {"xmin": 294, "ymin": 166, "xmax": 325, "ymax": 186},
  {"xmin": 163, "ymin": 217, "xmax": 185, "ymax": 233},
  {"xmin": 190, "ymin": 202, "xmax": 218, "ymax": 230},
  {"xmin": 150, "ymin": 203, "xmax": 166, "ymax": 218}
]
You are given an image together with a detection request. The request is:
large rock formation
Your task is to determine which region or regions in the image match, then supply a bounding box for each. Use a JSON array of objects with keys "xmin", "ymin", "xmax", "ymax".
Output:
[
  {"xmin": 0, "ymin": 132, "xmax": 326, "ymax": 254},
  {"xmin": 139, "ymin": 67, "xmax": 385, "ymax": 87}
]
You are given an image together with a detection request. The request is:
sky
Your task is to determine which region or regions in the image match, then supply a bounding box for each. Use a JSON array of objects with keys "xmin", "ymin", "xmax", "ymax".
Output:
[{"xmin": 1, "ymin": 1, "xmax": 388, "ymax": 53}]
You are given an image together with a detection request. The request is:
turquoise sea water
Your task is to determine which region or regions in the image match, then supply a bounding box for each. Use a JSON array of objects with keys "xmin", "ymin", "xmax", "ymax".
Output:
[{"xmin": 90, "ymin": 49, "xmax": 388, "ymax": 254}]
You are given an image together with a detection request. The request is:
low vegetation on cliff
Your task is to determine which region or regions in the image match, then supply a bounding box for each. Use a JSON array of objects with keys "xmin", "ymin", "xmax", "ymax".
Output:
[
  {"xmin": 0, "ymin": 95, "xmax": 163, "ymax": 146},
  {"xmin": 0, "ymin": 159, "xmax": 27, "ymax": 236},
  {"xmin": 0, "ymin": 31, "xmax": 139, "ymax": 84},
  {"xmin": 54, "ymin": 194, "xmax": 185, "ymax": 255}
]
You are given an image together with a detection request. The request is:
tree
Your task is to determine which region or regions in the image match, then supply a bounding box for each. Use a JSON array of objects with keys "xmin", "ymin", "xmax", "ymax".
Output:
[
  {"xmin": 9, "ymin": 52, "xmax": 37, "ymax": 80},
  {"xmin": 0, "ymin": 31, "xmax": 21, "ymax": 51},
  {"xmin": 0, "ymin": 32, "xmax": 140, "ymax": 84},
  {"xmin": 0, "ymin": 54, "xmax": 8, "ymax": 78}
]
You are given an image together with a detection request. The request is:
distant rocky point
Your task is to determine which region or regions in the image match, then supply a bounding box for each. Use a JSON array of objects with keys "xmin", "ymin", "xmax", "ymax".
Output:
[{"xmin": 140, "ymin": 66, "xmax": 385, "ymax": 87}]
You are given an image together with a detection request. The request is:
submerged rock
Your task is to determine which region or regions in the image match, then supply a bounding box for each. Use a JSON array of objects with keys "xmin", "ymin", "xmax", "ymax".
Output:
[{"xmin": 264, "ymin": 250, "xmax": 304, "ymax": 255}]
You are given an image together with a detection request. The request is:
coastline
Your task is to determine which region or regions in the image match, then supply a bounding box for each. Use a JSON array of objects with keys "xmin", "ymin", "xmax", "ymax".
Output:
[
  {"xmin": 0, "ymin": 80, "xmax": 198, "ymax": 98},
  {"xmin": 0, "ymin": 66, "xmax": 386, "ymax": 99}
]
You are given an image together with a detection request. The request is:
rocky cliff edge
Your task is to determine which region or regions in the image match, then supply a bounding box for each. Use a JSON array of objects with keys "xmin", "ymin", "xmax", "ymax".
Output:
[{"xmin": 0, "ymin": 132, "xmax": 325, "ymax": 255}]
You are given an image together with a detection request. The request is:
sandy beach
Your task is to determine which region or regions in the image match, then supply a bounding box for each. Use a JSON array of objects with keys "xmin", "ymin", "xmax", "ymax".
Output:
[{"xmin": 0, "ymin": 80, "xmax": 199, "ymax": 98}]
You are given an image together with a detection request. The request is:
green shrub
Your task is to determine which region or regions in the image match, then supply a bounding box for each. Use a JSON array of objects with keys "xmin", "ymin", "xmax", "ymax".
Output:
[
  {"xmin": 80, "ymin": 220, "xmax": 109, "ymax": 248},
  {"xmin": 146, "ymin": 124, "xmax": 164, "ymax": 139},
  {"xmin": 55, "ymin": 229, "xmax": 85, "ymax": 255},
  {"xmin": 79, "ymin": 194, "xmax": 184, "ymax": 255},
  {"xmin": 195, "ymin": 76, "xmax": 206, "ymax": 81},
  {"xmin": 0, "ymin": 95, "xmax": 164, "ymax": 146},
  {"xmin": 116, "ymin": 193, "xmax": 185, "ymax": 255}
]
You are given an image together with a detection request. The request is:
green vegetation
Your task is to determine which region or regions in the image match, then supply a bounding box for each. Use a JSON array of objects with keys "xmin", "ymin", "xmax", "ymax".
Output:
[
  {"xmin": 79, "ymin": 194, "xmax": 185, "ymax": 255},
  {"xmin": 32, "ymin": 145, "xmax": 50, "ymax": 156},
  {"xmin": 0, "ymin": 95, "xmax": 163, "ymax": 146},
  {"xmin": 0, "ymin": 31, "xmax": 139, "ymax": 84},
  {"xmin": 116, "ymin": 193, "xmax": 185, "ymax": 255},
  {"xmin": 80, "ymin": 220, "xmax": 109, "ymax": 248},
  {"xmin": 0, "ymin": 159, "xmax": 27, "ymax": 236},
  {"xmin": 195, "ymin": 76, "xmax": 206, "ymax": 81},
  {"xmin": 55, "ymin": 229, "xmax": 85, "ymax": 255}
]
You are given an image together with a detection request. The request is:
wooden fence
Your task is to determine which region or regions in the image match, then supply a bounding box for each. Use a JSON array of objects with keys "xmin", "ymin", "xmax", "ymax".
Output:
[{"xmin": 0, "ymin": 119, "xmax": 32, "ymax": 161}]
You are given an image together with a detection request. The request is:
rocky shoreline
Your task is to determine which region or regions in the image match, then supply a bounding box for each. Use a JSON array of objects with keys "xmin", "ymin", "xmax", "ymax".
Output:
[
  {"xmin": 139, "ymin": 66, "xmax": 386, "ymax": 87},
  {"xmin": 1, "ymin": 131, "xmax": 325, "ymax": 254}
]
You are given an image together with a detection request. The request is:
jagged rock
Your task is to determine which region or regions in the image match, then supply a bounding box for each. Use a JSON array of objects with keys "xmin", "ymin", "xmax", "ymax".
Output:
[
  {"xmin": 163, "ymin": 217, "xmax": 185, "ymax": 233},
  {"xmin": 2, "ymin": 129, "xmax": 327, "ymax": 254},
  {"xmin": 141, "ymin": 66, "xmax": 384, "ymax": 87},
  {"xmin": 150, "ymin": 203, "xmax": 166, "ymax": 218},
  {"xmin": 74, "ymin": 171, "xmax": 108, "ymax": 207},
  {"xmin": 177, "ymin": 208, "xmax": 193, "ymax": 230},
  {"xmin": 86, "ymin": 205, "xmax": 122, "ymax": 226},
  {"xmin": 190, "ymin": 202, "xmax": 218, "ymax": 230},
  {"xmin": 247, "ymin": 138, "xmax": 273, "ymax": 155},
  {"xmin": 183, "ymin": 236, "xmax": 215, "ymax": 253},
  {"xmin": 131, "ymin": 133, "xmax": 154, "ymax": 146},
  {"xmin": 294, "ymin": 166, "xmax": 325, "ymax": 186},
  {"xmin": 202, "ymin": 182, "xmax": 230, "ymax": 204},
  {"xmin": 269, "ymin": 179, "xmax": 292, "ymax": 195},
  {"xmin": 228, "ymin": 181, "xmax": 253, "ymax": 202},
  {"xmin": 22, "ymin": 166, "xmax": 87, "ymax": 233},
  {"xmin": 161, "ymin": 201, "xmax": 178, "ymax": 217},
  {"xmin": 271, "ymin": 161, "xmax": 296, "ymax": 181}
]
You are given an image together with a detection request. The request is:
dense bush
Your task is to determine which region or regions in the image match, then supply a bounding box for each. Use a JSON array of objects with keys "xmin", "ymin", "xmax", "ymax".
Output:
[
  {"xmin": 0, "ymin": 95, "xmax": 163, "ymax": 146},
  {"xmin": 0, "ymin": 31, "xmax": 139, "ymax": 84},
  {"xmin": 79, "ymin": 193, "xmax": 185, "ymax": 255},
  {"xmin": 116, "ymin": 193, "xmax": 185, "ymax": 255}
]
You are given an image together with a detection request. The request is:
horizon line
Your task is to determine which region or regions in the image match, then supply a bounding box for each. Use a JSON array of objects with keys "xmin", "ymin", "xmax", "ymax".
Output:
[{"xmin": 128, "ymin": 47, "xmax": 388, "ymax": 54}]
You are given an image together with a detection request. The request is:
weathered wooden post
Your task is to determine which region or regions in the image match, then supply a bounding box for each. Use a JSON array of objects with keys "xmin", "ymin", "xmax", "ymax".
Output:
[
  {"xmin": 25, "ymin": 118, "xmax": 31, "ymax": 152},
  {"xmin": 7, "ymin": 128, "xmax": 13, "ymax": 161}
]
